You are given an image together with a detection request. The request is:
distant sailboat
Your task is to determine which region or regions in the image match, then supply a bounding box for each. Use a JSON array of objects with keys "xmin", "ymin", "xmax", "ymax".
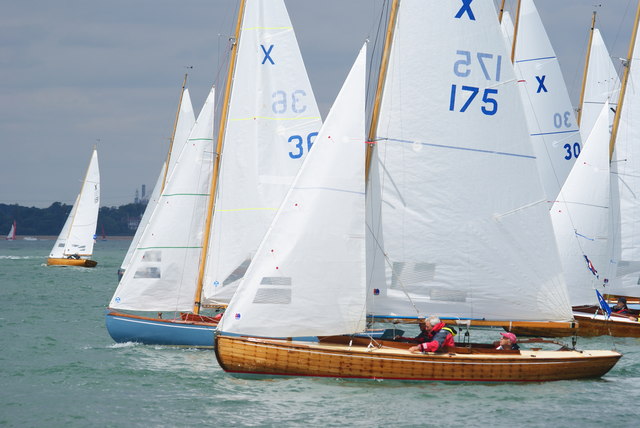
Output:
[
  {"xmin": 6, "ymin": 220, "xmax": 16, "ymax": 240},
  {"xmin": 47, "ymin": 147, "xmax": 100, "ymax": 268}
]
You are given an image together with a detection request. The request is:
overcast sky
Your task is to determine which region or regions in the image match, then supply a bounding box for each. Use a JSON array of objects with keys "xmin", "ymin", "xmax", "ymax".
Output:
[{"xmin": 1, "ymin": 0, "xmax": 637, "ymax": 208}]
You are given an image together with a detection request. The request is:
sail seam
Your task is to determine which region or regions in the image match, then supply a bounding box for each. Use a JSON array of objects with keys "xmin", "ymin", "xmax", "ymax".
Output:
[{"xmin": 380, "ymin": 137, "xmax": 535, "ymax": 159}]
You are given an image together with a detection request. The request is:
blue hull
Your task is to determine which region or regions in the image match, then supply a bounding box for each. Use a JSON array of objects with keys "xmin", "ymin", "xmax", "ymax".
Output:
[{"xmin": 105, "ymin": 312, "xmax": 217, "ymax": 348}]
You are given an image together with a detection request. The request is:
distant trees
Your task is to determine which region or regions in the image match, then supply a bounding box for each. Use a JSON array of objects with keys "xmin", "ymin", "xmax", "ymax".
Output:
[{"xmin": 0, "ymin": 202, "xmax": 147, "ymax": 236}]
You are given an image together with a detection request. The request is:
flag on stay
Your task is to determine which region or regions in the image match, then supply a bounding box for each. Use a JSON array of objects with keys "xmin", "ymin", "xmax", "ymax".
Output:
[
  {"xmin": 596, "ymin": 289, "xmax": 612, "ymax": 318},
  {"xmin": 584, "ymin": 255, "xmax": 599, "ymax": 278}
]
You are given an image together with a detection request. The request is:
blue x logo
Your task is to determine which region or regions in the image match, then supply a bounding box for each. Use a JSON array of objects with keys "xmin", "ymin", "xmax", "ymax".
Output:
[
  {"xmin": 261, "ymin": 44, "xmax": 275, "ymax": 65},
  {"xmin": 455, "ymin": 0, "xmax": 476, "ymax": 21},
  {"xmin": 535, "ymin": 75, "xmax": 547, "ymax": 93}
]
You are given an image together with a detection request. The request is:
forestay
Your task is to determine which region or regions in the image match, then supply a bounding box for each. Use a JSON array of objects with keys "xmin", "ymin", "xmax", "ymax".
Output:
[
  {"xmin": 367, "ymin": 0, "xmax": 572, "ymax": 322},
  {"xmin": 219, "ymin": 45, "xmax": 367, "ymax": 338},
  {"xmin": 513, "ymin": 0, "xmax": 581, "ymax": 202},
  {"xmin": 552, "ymin": 103, "xmax": 612, "ymax": 305},
  {"xmin": 611, "ymin": 23, "xmax": 640, "ymax": 295},
  {"xmin": 202, "ymin": 0, "xmax": 322, "ymax": 305},
  {"xmin": 109, "ymin": 87, "xmax": 215, "ymax": 311},
  {"xmin": 120, "ymin": 89, "xmax": 196, "ymax": 273},
  {"xmin": 579, "ymin": 29, "xmax": 620, "ymax": 141},
  {"xmin": 49, "ymin": 148, "xmax": 100, "ymax": 258}
]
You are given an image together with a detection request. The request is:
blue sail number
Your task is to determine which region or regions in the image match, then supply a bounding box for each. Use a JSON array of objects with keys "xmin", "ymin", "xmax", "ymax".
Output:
[{"xmin": 288, "ymin": 132, "xmax": 318, "ymax": 159}]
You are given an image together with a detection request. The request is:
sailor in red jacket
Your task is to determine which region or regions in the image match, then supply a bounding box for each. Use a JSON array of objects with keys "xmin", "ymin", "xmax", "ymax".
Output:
[{"xmin": 407, "ymin": 315, "xmax": 456, "ymax": 353}]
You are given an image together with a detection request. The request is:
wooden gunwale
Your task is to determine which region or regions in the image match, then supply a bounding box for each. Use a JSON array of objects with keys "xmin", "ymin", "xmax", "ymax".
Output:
[
  {"xmin": 106, "ymin": 311, "xmax": 219, "ymax": 327},
  {"xmin": 215, "ymin": 335, "xmax": 620, "ymax": 382}
]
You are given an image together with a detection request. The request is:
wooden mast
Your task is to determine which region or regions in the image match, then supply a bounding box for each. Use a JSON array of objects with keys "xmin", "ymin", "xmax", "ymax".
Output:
[
  {"xmin": 510, "ymin": 0, "xmax": 522, "ymax": 63},
  {"xmin": 365, "ymin": 0, "xmax": 399, "ymax": 180},
  {"xmin": 498, "ymin": 0, "xmax": 506, "ymax": 23},
  {"xmin": 192, "ymin": 0, "xmax": 246, "ymax": 314},
  {"xmin": 576, "ymin": 11, "xmax": 597, "ymax": 126},
  {"xmin": 609, "ymin": 0, "xmax": 640, "ymax": 159},
  {"xmin": 161, "ymin": 72, "xmax": 189, "ymax": 193}
]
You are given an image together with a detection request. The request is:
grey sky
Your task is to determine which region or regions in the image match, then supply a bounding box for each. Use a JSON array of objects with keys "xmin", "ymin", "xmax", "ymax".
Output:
[{"xmin": 0, "ymin": 0, "xmax": 636, "ymax": 208}]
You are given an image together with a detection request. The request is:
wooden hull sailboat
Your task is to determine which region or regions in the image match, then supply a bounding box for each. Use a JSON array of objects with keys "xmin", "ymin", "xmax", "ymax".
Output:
[
  {"xmin": 47, "ymin": 147, "xmax": 100, "ymax": 268},
  {"xmin": 214, "ymin": 0, "xmax": 622, "ymax": 382},
  {"xmin": 215, "ymin": 335, "xmax": 621, "ymax": 382}
]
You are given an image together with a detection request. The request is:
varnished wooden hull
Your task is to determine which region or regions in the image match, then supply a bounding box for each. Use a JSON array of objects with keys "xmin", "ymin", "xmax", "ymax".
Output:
[
  {"xmin": 47, "ymin": 257, "xmax": 97, "ymax": 267},
  {"xmin": 510, "ymin": 309, "xmax": 640, "ymax": 338},
  {"xmin": 215, "ymin": 335, "xmax": 621, "ymax": 382}
]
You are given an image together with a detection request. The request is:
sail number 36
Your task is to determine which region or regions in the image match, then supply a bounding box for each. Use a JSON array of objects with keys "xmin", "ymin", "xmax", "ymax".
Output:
[{"xmin": 449, "ymin": 50, "xmax": 502, "ymax": 116}]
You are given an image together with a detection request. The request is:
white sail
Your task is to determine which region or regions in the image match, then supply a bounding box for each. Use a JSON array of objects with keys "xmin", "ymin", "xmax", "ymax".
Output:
[
  {"xmin": 110, "ymin": 87, "xmax": 215, "ymax": 311},
  {"xmin": 219, "ymin": 44, "xmax": 367, "ymax": 338},
  {"xmin": 202, "ymin": 0, "xmax": 322, "ymax": 305},
  {"xmin": 611, "ymin": 22, "xmax": 640, "ymax": 296},
  {"xmin": 6, "ymin": 221, "xmax": 16, "ymax": 240},
  {"xmin": 120, "ymin": 89, "xmax": 196, "ymax": 272},
  {"xmin": 49, "ymin": 148, "xmax": 100, "ymax": 259},
  {"xmin": 367, "ymin": 0, "xmax": 571, "ymax": 322},
  {"xmin": 552, "ymin": 102, "xmax": 612, "ymax": 305},
  {"xmin": 513, "ymin": 0, "xmax": 581, "ymax": 202},
  {"xmin": 580, "ymin": 29, "xmax": 620, "ymax": 140}
]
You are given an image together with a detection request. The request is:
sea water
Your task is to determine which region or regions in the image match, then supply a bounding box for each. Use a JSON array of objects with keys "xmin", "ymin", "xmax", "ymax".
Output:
[{"xmin": 1, "ymin": 239, "xmax": 639, "ymax": 427}]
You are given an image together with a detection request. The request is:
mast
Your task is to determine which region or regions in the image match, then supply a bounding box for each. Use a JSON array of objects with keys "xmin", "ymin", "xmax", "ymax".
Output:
[
  {"xmin": 577, "ymin": 11, "xmax": 597, "ymax": 126},
  {"xmin": 161, "ymin": 73, "xmax": 189, "ymax": 193},
  {"xmin": 365, "ymin": 0, "xmax": 400, "ymax": 180},
  {"xmin": 498, "ymin": 0, "xmax": 506, "ymax": 23},
  {"xmin": 192, "ymin": 0, "xmax": 247, "ymax": 314},
  {"xmin": 609, "ymin": 0, "xmax": 640, "ymax": 159},
  {"xmin": 510, "ymin": 0, "xmax": 522, "ymax": 63}
]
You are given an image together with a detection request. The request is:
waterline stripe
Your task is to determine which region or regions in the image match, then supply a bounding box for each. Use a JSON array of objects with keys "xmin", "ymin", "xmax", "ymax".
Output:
[
  {"xmin": 515, "ymin": 55, "xmax": 556, "ymax": 63},
  {"xmin": 381, "ymin": 137, "xmax": 535, "ymax": 159},
  {"xmin": 188, "ymin": 138, "xmax": 213, "ymax": 141}
]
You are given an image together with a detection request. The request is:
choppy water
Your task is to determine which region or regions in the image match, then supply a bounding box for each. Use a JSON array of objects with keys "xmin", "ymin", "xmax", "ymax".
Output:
[{"xmin": 1, "ymin": 239, "xmax": 639, "ymax": 427}]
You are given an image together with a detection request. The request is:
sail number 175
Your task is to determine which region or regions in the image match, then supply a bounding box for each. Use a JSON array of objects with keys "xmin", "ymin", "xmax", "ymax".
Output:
[{"xmin": 449, "ymin": 50, "xmax": 501, "ymax": 116}]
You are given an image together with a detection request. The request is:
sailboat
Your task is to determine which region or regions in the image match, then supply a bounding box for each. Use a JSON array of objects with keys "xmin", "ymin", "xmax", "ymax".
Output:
[
  {"xmin": 106, "ymin": 86, "xmax": 217, "ymax": 346},
  {"xmin": 6, "ymin": 220, "xmax": 16, "ymax": 240},
  {"xmin": 215, "ymin": 0, "xmax": 621, "ymax": 382},
  {"xmin": 117, "ymin": 77, "xmax": 196, "ymax": 281},
  {"xmin": 513, "ymin": 4, "xmax": 640, "ymax": 338},
  {"xmin": 105, "ymin": 0, "xmax": 322, "ymax": 347},
  {"xmin": 47, "ymin": 147, "xmax": 100, "ymax": 267}
]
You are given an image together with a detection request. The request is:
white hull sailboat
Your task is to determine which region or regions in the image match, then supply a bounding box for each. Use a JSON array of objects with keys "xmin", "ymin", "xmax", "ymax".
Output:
[
  {"xmin": 215, "ymin": 0, "xmax": 621, "ymax": 382},
  {"xmin": 47, "ymin": 147, "xmax": 100, "ymax": 268}
]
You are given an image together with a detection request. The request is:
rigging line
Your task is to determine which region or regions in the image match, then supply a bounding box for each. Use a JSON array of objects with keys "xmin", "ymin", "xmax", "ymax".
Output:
[{"xmin": 364, "ymin": 220, "xmax": 421, "ymax": 319}]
